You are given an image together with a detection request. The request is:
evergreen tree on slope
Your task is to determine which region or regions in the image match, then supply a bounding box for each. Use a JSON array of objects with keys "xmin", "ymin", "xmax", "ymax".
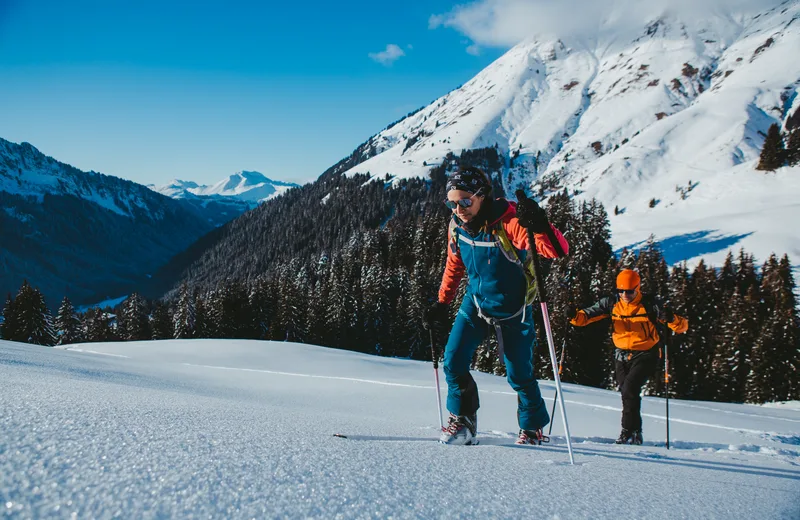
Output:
[
  {"xmin": 55, "ymin": 297, "xmax": 82, "ymax": 345},
  {"xmin": 173, "ymin": 282, "xmax": 196, "ymax": 339}
]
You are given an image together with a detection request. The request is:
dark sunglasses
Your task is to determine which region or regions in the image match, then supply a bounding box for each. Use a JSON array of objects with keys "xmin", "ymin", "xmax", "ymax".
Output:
[
  {"xmin": 444, "ymin": 194, "xmax": 477, "ymax": 210},
  {"xmin": 617, "ymin": 288, "xmax": 637, "ymax": 295}
]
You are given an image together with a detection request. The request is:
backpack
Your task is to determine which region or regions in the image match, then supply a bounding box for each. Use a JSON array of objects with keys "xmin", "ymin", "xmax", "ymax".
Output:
[{"xmin": 449, "ymin": 218, "xmax": 540, "ymax": 305}]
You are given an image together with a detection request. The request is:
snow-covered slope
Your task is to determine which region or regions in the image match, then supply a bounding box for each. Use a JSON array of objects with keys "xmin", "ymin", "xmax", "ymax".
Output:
[
  {"xmin": 153, "ymin": 171, "xmax": 299, "ymax": 206},
  {"xmin": 1, "ymin": 339, "xmax": 798, "ymax": 518},
  {"xmin": 343, "ymin": 1, "xmax": 800, "ymax": 271}
]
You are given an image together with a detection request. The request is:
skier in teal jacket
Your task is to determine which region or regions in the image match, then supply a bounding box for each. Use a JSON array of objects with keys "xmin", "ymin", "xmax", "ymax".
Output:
[{"xmin": 423, "ymin": 167, "xmax": 569, "ymax": 445}]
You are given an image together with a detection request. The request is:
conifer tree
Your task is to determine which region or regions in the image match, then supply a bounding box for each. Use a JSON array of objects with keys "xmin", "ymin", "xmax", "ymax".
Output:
[
  {"xmin": 635, "ymin": 236, "xmax": 669, "ymax": 301},
  {"xmin": 361, "ymin": 262, "xmax": 392, "ymax": 356},
  {"xmin": 686, "ymin": 261, "xmax": 720, "ymax": 400},
  {"xmin": 287, "ymin": 263, "xmax": 310, "ymax": 343},
  {"xmin": 389, "ymin": 269, "xmax": 415, "ymax": 357},
  {"xmin": 407, "ymin": 251, "xmax": 432, "ymax": 359},
  {"xmin": 756, "ymin": 123, "xmax": 786, "ymax": 171},
  {"xmin": 710, "ymin": 287, "xmax": 755, "ymax": 402},
  {"xmin": 323, "ymin": 259, "xmax": 346, "ymax": 348},
  {"xmin": 150, "ymin": 302, "xmax": 173, "ymax": 340},
  {"xmin": 211, "ymin": 280, "xmax": 252, "ymax": 339},
  {"xmin": 305, "ymin": 276, "xmax": 328, "ymax": 346},
  {"xmin": 173, "ymin": 283, "xmax": 196, "ymax": 339},
  {"xmin": 786, "ymin": 130, "xmax": 800, "ymax": 166},
  {"xmin": 735, "ymin": 249, "xmax": 761, "ymax": 301},
  {"xmin": 7, "ymin": 281, "xmax": 56, "ymax": 346},
  {"xmin": 746, "ymin": 255, "xmax": 800, "ymax": 402},
  {"xmin": 194, "ymin": 292, "xmax": 213, "ymax": 338},
  {"xmin": 55, "ymin": 297, "xmax": 82, "ymax": 345},
  {"xmin": 666, "ymin": 263, "xmax": 691, "ymax": 397},
  {"xmin": 718, "ymin": 252, "xmax": 737, "ymax": 301},
  {"xmin": 83, "ymin": 308, "xmax": 112, "ymax": 343},
  {"xmin": 249, "ymin": 277, "xmax": 273, "ymax": 341},
  {"xmin": 1, "ymin": 293, "xmax": 19, "ymax": 341},
  {"xmin": 118, "ymin": 293, "xmax": 150, "ymax": 341}
]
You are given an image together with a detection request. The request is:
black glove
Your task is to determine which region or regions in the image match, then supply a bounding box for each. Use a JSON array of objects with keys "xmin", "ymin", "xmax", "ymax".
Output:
[
  {"xmin": 515, "ymin": 191, "xmax": 550, "ymax": 234},
  {"xmin": 659, "ymin": 307, "xmax": 675, "ymax": 324},
  {"xmin": 423, "ymin": 301, "xmax": 449, "ymax": 331},
  {"xmin": 565, "ymin": 307, "xmax": 578, "ymax": 323}
]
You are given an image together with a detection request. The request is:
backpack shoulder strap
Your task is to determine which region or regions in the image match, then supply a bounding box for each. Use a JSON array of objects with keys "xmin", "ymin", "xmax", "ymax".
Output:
[
  {"xmin": 495, "ymin": 221, "xmax": 539, "ymax": 305},
  {"xmin": 640, "ymin": 294, "xmax": 666, "ymax": 339},
  {"xmin": 494, "ymin": 221, "xmax": 524, "ymax": 267},
  {"xmin": 448, "ymin": 218, "xmax": 460, "ymax": 253}
]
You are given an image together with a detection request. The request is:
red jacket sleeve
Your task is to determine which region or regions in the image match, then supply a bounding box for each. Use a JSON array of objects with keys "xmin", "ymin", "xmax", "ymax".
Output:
[
  {"xmin": 438, "ymin": 226, "xmax": 466, "ymax": 304},
  {"xmin": 504, "ymin": 218, "xmax": 569, "ymax": 259}
]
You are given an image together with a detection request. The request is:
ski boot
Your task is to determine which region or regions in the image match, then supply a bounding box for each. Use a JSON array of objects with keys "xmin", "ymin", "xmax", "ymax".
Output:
[
  {"xmin": 615, "ymin": 428, "xmax": 634, "ymax": 444},
  {"xmin": 515, "ymin": 428, "xmax": 550, "ymax": 445},
  {"xmin": 631, "ymin": 430, "xmax": 643, "ymax": 445},
  {"xmin": 439, "ymin": 413, "xmax": 477, "ymax": 445}
]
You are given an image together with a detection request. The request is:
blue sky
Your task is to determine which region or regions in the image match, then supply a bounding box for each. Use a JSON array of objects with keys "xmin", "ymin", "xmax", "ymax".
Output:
[{"xmin": 0, "ymin": 0, "xmax": 505, "ymax": 186}]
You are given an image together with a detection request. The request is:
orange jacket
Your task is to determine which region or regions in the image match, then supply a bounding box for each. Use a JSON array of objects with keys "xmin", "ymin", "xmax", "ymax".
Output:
[
  {"xmin": 570, "ymin": 292, "xmax": 688, "ymax": 351},
  {"xmin": 438, "ymin": 200, "xmax": 569, "ymax": 304}
]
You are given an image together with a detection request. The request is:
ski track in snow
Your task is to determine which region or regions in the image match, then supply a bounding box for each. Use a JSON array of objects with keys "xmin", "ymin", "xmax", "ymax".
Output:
[{"xmin": 2, "ymin": 339, "xmax": 799, "ymax": 519}]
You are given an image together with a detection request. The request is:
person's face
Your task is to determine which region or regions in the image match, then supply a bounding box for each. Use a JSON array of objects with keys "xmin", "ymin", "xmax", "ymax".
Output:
[
  {"xmin": 617, "ymin": 287, "xmax": 638, "ymax": 303},
  {"xmin": 446, "ymin": 189, "xmax": 484, "ymax": 223}
]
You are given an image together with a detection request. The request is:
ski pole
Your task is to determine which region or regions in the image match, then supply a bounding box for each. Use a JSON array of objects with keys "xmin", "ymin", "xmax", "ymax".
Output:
[
  {"xmin": 430, "ymin": 329, "xmax": 444, "ymax": 432},
  {"xmin": 664, "ymin": 329, "xmax": 671, "ymax": 450},
  {"xmin": 548, "ymin": 339, "xmax": 567, "ymax": 436},
  {"xmin": 516, "ymin": 189, "xmax": 574, "ymax": 465}
]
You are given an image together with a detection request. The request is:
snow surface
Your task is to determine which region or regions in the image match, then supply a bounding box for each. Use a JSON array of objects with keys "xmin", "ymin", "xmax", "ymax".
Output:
[
  {"xmin": 1, "ymin": 339, "xmax": 798, "ymax": 518},
  {"xmin": 341, "ymin": 2, "xmax": 800, "ymax": 280}
]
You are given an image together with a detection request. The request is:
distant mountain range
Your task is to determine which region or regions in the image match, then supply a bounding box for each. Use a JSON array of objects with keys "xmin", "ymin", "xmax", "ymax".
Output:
[
  {"xmin": 150, "ymin": 171, "xmax": 299, "ymax": 209},
  {"xmin": 0, "ymin": 138, "xmax": 297, "ymax": 305}
]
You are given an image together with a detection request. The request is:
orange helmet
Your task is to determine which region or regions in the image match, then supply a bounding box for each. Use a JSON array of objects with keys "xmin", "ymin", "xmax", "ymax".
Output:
[{"xmin": 616, "ymin": 269, "xmax": 640, "ymax": 290}]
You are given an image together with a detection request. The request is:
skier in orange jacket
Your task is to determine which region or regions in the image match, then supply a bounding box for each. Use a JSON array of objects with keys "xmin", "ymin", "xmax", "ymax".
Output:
[{"xmin": 567, "ymin": 269, "xmax": 688, "ymax": 444}]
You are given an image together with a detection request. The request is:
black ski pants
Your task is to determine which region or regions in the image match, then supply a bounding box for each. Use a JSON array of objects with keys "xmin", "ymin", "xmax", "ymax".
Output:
[{"xmin": 615, "ymin": 346, "xmax": 659, "ymax": 431}]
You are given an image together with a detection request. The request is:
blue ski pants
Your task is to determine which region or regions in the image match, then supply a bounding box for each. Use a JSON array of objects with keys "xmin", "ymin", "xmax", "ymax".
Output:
[{"xmin": 443, "ymin": 298, "xmax": 550, "ymax": 431}]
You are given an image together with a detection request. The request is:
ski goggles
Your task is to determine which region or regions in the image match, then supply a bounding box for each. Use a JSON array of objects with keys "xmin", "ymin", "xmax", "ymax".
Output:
[{"xmin": 444, "ymin": 194, "xmax": 477, "ymax": 210}]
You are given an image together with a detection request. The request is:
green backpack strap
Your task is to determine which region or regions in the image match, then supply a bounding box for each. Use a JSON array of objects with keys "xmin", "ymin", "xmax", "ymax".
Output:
[
  {"xmin": 494, "ymin": 223, "xmax": 538, "ymax": 305},
  {"xmin": 448, "ymin": 218, "xmax": 460, "ymax": 255}
]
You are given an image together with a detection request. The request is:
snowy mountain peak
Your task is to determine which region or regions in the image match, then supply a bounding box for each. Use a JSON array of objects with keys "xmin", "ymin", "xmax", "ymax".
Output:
[{"xmin": 153, "ymin": 171, "xmax": 299, "ymax": 205}]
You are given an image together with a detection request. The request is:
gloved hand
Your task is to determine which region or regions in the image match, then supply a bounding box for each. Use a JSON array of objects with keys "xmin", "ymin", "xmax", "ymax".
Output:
[
  {"xmin": 659, "ymin": 306, "xmax": 675, "ymax": 324},
  {"xmin": 565, "ymin": 307, "xmax": 578, "ymax": 324},
  {"xmin": 514, "ymin": 191, "xmax": 550, "ymax": 234},
  {"xmin": 423, "ymin": 301, "xmax": 449, "ymax": 331}
]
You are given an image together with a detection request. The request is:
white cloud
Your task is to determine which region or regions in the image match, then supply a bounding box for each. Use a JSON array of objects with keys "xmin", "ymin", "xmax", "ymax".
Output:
[
  {"xmin": 369, "ymin": 44, "xmax": 406, "ymax": 66},
  {"xmin": 466, "ymin": 44, "xmax": 481, "ymax": 56},
  {"xmin": 430, "ymin": 0, "xmax": 785, "ymax": 48}
]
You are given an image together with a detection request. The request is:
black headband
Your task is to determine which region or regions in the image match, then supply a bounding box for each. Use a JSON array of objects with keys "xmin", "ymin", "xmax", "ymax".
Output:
[{"xmin": 446, "ymin": 168, "xmax": 491, "ymax": 196}]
